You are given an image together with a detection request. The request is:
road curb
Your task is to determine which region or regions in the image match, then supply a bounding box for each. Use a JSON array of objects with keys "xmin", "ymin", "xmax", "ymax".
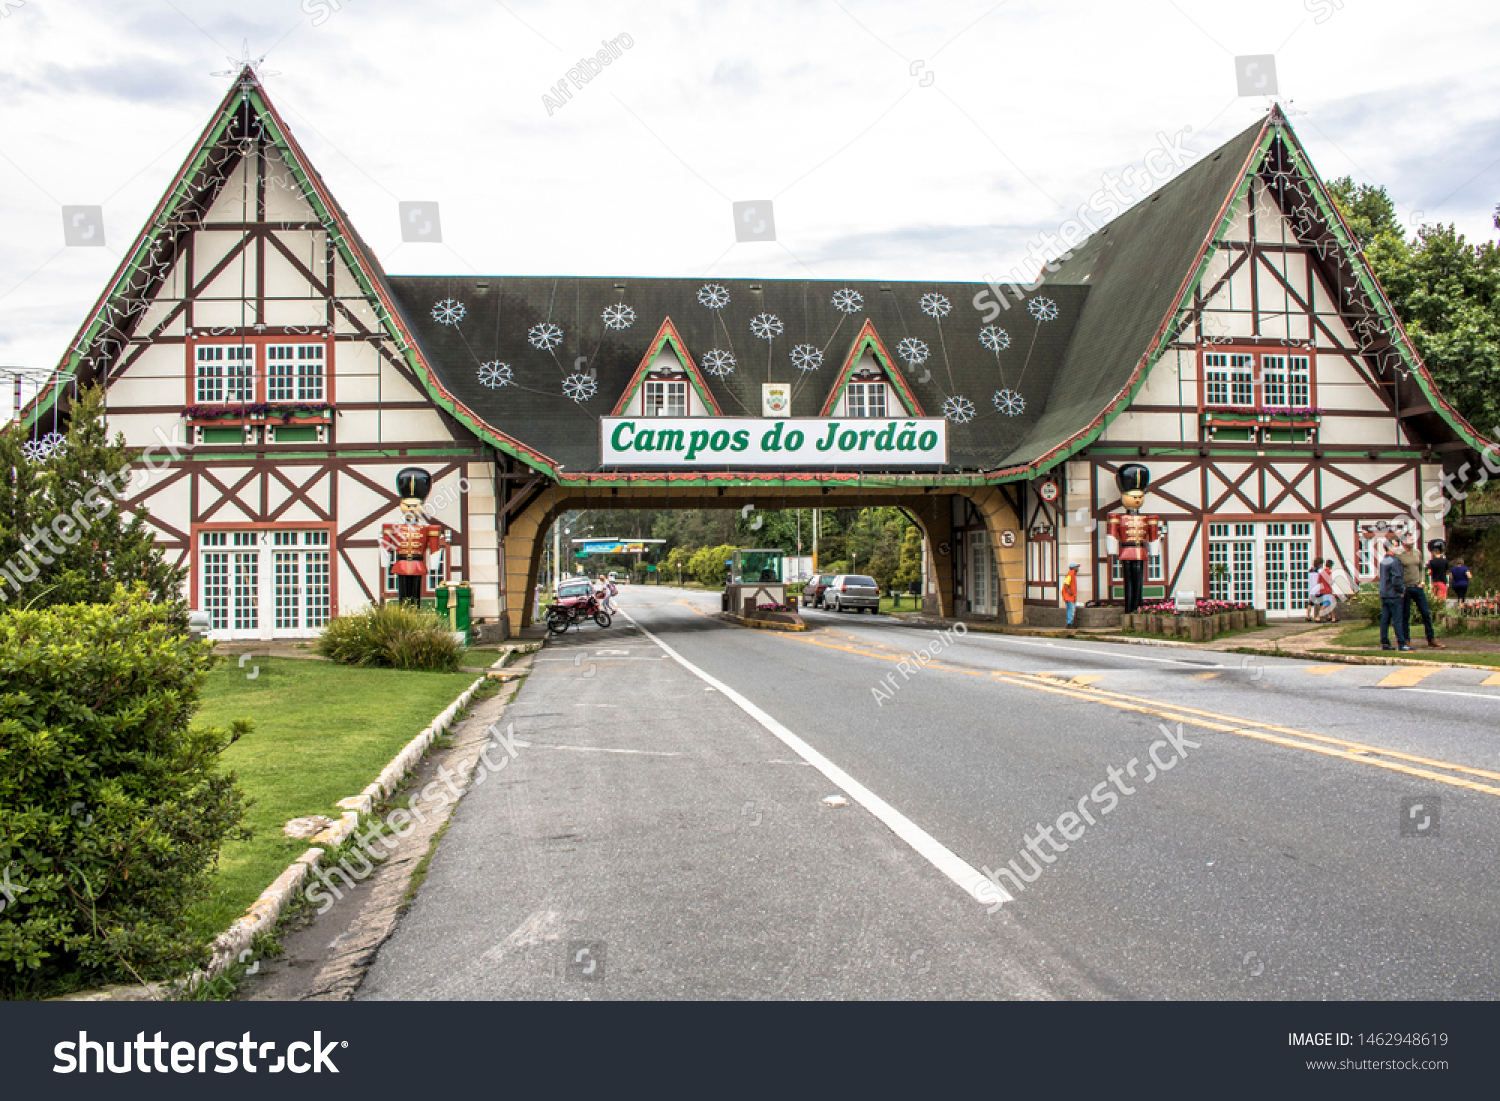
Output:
[
  {"xmin": 205, "ymin": 659, "xmax": 500, "ymax": 984},
  {"xmin": 720, "ymin": 612, "xmax": 808, "ymax": 632}
]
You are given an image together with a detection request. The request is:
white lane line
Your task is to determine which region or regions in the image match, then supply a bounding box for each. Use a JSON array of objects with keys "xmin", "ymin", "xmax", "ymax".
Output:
[
  {"xmin": 1390, "ymin": 687, "xmax": 1500, "ymax": 703},
  {"xmin": 620, "ymin": 608, "xmax": 1009, "ymax": 911}
]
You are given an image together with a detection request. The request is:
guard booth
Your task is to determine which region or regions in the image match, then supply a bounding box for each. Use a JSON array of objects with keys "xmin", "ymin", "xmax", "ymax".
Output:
[{"xmin": 723, "ymin": 549, "xmax": 787, "ymax": 616}]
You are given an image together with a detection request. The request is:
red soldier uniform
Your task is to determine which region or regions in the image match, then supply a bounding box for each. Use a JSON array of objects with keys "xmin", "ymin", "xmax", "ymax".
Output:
[
  {"xmin": 1106, "ymin": 464, "xmax": 1161, "ymax": 614},
  {"xmin": 385, "ymin": 466, "xmax": 446, "ymax": 604}
]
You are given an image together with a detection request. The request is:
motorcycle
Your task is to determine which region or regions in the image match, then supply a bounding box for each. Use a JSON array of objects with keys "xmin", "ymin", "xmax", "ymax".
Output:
[{"xmin": 544, "ymin": 590, "xmax": 613, "ymax": 634}]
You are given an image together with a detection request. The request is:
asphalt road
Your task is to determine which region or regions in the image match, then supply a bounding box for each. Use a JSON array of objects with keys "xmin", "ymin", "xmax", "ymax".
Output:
[{"xmin": 359, "ymin": 585, "xmax": 1500, "ymax": 1000}]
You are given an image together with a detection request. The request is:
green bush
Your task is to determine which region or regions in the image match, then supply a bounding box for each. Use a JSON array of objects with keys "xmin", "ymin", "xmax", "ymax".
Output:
[
  {"xmin": 0, "ymin": 586, "xmax": 250, "ymax": 995},
  {"xmin": 1347, "ymin": 582, "xmax": 1383, "ymax": 624},
  {"xmin": 314, "ymin": 601, "xmax": 462, "ymax": 672},
  {"xmin": 689, "ymin": 543, "xmax": 739, "ymax": 588}
]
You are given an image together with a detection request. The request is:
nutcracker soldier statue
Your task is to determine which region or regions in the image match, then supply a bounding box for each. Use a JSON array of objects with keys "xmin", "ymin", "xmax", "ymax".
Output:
[
  {"xmin": 1106, "ymin": 464, "xmax": 1161, "ymax": 615},
  {"xmin": 382, "ymin": 467, "xmax": 446, "ymax": 606}
]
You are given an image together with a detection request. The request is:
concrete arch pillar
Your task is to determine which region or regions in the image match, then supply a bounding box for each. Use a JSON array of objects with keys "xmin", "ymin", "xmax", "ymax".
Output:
[
  {"xmin": 958, "ymin": 486, "xmax": 1025, "ymax": 625},
  {"xmin": 503, "ymin": 490, "xmax": 576, "ymax": 631}
]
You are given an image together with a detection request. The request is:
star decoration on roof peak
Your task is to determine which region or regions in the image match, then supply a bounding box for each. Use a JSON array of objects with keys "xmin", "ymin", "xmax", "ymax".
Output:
[{"xmin": 211, "ymin": 41, "xmax": 281, "ymax": 81}]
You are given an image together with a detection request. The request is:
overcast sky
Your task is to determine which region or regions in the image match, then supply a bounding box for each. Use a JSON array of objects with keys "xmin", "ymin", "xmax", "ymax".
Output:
[{"xmin": 2, "ymin": 0, "xmax": 1498, "ymax": 414}]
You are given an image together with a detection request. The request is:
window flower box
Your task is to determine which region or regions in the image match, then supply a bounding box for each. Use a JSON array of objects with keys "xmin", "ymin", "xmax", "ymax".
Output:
[{"xmin": 182, "ymin": 402, "xmax": 335, "ymax": 425}]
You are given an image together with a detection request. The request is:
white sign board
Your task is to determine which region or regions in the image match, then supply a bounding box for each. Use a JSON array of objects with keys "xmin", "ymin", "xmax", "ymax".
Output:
[
  {"xmin": 601, "ymin": 417, "xmax": 949, "ymax": 468},
  {"xmin": 1174, "ymin": 590, "xmax": 1196, "ymax": 612}
]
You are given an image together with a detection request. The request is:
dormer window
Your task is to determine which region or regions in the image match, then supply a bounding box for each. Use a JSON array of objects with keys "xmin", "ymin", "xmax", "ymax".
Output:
[
  {"xmin": 845, "ymin": 379, "xmax": 888, "ymax": 418},
  {"xmin": 644, "ymin": 377, "xmax": 688, "ymax": 417}
]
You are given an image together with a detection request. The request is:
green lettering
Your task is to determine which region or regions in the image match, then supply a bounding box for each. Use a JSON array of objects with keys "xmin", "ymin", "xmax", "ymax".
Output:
[
  {"xmin": 859, "ymin": 429, "xmax": 877, "ymax": 450},
  {"xmin": 610, "ymin": 421, "xmax": 636, "ymax": 450},
  {"xmin": 896, "ymin": 426, "xmax": 917, "ymax": 451},
  {"xmin": 730, "ymin": 430, "xmax": 750, "ymax": 452},
  {"xmin": 815, "ymin": 422, "xmax": 839, "ymax": 451},
  {"xmin": 784, "ymin": 429, "xmax": 804, "ymax": 451},
  {"xmin": 918, "ymin": 430, "xmax": 937, "ymax": 451},
  {"xmin": 658, "ymin": 429, "xmax": 685, "ymax": 451},
  {"xmin": 710, "ymin": 430, "xmax": 730, "ymax": 451},
  {"xmin": 838, "ymin": 430, "xmax": 857, "ymax": 450},
  {"xmin": 761, "ymin": 422, "xmax": 786, "ymax": 451},
  {"xmin": 636, "ymin": 429, "xmax": 656, "ymax": 452},
  {"xmin": 686, "ymin": 429, "xmax": 711, "ymax": 461},
  {"xmin": 873, "ymin": 422, "xmax": 896, "ymax": 450}
]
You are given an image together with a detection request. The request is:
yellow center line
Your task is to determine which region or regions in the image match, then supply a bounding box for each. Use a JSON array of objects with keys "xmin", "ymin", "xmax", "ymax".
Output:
[
  {"xmin": 1484, "ymin": 673, "xmax": 1500, "ymax": 688},
  {"xmin": 772, "ymin": 626, "xmax": 1500, "ymax": 797},
  {"xmin": 1306, "ymin": 665, "xmax": 1346, "ymax": 675},
  {"xmin": 1190, "ymin": 672, "xmax": 1221, "ymax": 681}
]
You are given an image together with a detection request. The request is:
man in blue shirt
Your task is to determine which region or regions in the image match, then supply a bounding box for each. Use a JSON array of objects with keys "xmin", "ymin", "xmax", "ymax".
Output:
[{"xmin": 1378, "ymin": 545, "xmax": 1410, "ymax": 651}]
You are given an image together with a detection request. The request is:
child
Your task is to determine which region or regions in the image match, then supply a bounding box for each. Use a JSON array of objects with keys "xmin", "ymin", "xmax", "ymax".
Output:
[
  {"xmin": 1061, "ymin": 563, "xmax": 1079, "ymax": 628},
  {"xmin": 1450, "ymin": 559, "xmax": 1471, "ymax": 604},
  {"xmin": 1314, "ymin": 561, "xmax": 1337, "ymax": 623},
  {"xmin": 1427, "ymin": 546, "xmax": 1450, "ymax": 602}
]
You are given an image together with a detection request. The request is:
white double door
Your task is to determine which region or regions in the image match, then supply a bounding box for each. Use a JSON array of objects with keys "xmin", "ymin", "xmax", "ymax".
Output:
[
  {"xmin": 1208, "ymin": 521, "xmax": 1311, "ymax": 616},
  {"xmin": 200, "ymin": 529, "xmax": 331, "ymax": 640}
]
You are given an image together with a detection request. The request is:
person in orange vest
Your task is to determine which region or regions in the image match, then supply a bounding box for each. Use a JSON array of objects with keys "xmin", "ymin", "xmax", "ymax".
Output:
[{"xmin": 1062, "ymin": 563, "xmax": 1080, "ymax": 628}]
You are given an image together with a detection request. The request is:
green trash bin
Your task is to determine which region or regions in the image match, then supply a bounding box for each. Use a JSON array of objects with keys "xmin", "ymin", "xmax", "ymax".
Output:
[
  {"xmin": 434, "ymin": 584, "xmax": 450, "ymax": 622},
  {"xmin": 455, "ymin": 582, "xmax": 472, "ymax": 632}
]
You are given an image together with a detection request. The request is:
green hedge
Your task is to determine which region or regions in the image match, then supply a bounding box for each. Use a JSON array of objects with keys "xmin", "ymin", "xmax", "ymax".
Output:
[
  {"xmin": 314, "ymin": 601, "xmax": 462, "ymax": 672},
  {"xmin": 0, "ymin": 586, "xmax": 250, "ymax": 995}
]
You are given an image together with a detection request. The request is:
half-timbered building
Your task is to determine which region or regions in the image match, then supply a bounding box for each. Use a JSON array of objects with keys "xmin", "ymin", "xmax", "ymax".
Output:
[{"xmin": 17, "ymin": 68, "xmax": 1492, "ymax": 637}]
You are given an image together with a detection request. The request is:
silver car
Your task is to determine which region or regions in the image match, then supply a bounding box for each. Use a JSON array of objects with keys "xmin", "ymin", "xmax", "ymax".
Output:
[{"xmin": 824, "ymin": 574, "xmax": 880, "ymax": 613}]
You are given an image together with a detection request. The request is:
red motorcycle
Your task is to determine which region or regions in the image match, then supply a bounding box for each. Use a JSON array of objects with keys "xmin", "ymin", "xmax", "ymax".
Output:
[{"xmin": 544, "ymin": 590, "xmax": 612, "ymax": 634}]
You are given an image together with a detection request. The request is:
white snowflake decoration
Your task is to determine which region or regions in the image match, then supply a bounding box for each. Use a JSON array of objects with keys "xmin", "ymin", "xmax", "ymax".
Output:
[
  {"xmin": 528, "ymin": 321, "xmax": 564, "ymax": 351},
  {"xmin": 750, "ymin": 313, "xmax": 783, "ymax": 341},
  {"xmin": 601, "ymin": 303, "xmax": 636, "ymax": 331},
  {"xmin": 789, "ymin": 344, "xmax": 824, "ymax": 372},
  {"xmin": 920, "ymin": 293, "xmax": 951, "ymax": 319},
  {"xmin": 702, "ymin": 349, "xmax": 737, "ymax": 377},
  {"xmin": 477, "ymin": 361, "xmax": 514, "ymax": 388},
  {"xmin": 896, "ymin": 337, "xmax": 929, "ymax": 366},
  {"xmin": 1027, "ymin": 296, "xmax": 1059, "ymax": 322},
  {"xmin": 562, "ymin": 373, "xmax": 597, "ymax": 403},
  {"xmin": 979, "ymin": 326, "xmax": 1011, "ymax": 352},
  {"xmin": 39, "ymin": 431, "xmax": 66, "ymax": 458},
  {"xmin": 21, "ymin": 439, "xmax": 48, "ymax": 462},
  {"xmin": 942, "ymin": 395, "xmax": 975, "ymax": 425},
  {"xmin": 697, "ymin": 283, "xmax": 730, "ymax": 310},
  {"xmin": 831, "ymin": 288, "xmax": 863, "ymax": 314},
  {"xmin": 993, "ymin": 388, "xmax": 1025, "ymax": 416},
  {"xmin": 431, "ymin": 298, "xmax": 466, "ymax": 325}
]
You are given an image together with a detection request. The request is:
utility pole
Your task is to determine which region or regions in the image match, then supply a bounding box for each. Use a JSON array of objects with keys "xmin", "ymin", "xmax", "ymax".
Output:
[
  {"xmin": 812, "ymin": 508, "xmax": 819, "ymax": 571},
  {"xmin": 553, "ymin": 514, "xmax": 563, "ymax": 591}
]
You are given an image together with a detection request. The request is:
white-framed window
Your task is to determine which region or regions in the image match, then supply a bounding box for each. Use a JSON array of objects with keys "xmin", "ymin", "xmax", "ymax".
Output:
[
  {"xmin": 1257, "ymin": 354, "xmax": 1312, "ymax": 410},
  {"xmin": 385, "ymin": 546, "xmax": 445, "ymax": 595},
  {"xmin": 1203, "ymin": 352, "xmax": 1254, "ymax": 407},
  {"xmin": 845, "ymin": 381, "xmax": 889, "ymax": 418},
  {"xmin": 195, "ymin": 344, "xmax": 254, "ymax": 403},
  {"xmin": 267, "ymin": 343, "xmax": 325, "ymax": 402},
  {"xmin": 644, "ymin": 379, "xmax": 687, "ymax": 417},
  {"xmin": 1111, "ymin": 548, "xmax": 1163, "ymax": 583},
  {"xmin": 1208, "ymin": 522, "xmax": 1257, "ymax": 603},
  {"xmin": 273, "ymin": 530, "xmax": 330, "ymax": 630}
]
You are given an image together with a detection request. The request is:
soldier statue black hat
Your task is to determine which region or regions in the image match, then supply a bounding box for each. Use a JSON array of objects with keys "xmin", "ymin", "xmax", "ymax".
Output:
[{"xmin": 1116, "ymin": 464, "xmax": 1151, "ymax": 494}]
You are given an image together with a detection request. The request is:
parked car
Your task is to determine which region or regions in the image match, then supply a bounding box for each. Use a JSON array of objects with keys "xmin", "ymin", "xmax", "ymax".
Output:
[
  {"xmin": 555, "ymin": 578, "xmax": 595, "ymax": 601},
  {"xmin": 801, "ymin": 573, "xmax": 837, "ymax": 608},
  {"xmin": 824, "ymin": 574, "xmax": 881, "ymax": 613}
]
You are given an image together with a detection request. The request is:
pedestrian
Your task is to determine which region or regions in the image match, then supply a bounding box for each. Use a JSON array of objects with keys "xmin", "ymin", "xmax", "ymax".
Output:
[
  {"xmin": 1427, "ymin": 543, "xmax": 1450, "ymax": 603},
  {"xmin": 1061, "ymin": 563, "xmax": 1079, "ymax": 628},
  {"xmin": 1378, "ymin": 543, "xmax": 1410, "ymax": 651},
  {"xmin": 605, "ymin": 574, "xmax": 619, "ymax": 613},
  {"xmin": 1305, "ymin": 557, "xmax": 1323, "ymax": 621},
  {"xmin": 1314, "ymin": 560, "xmax": 1337, "ymax": 623},
  {"xmin": 1394, "ymin": 533, "xmax": 1444, "ymax": 648},
  {"xmin": 1450, "ymin": 558, "xmax": 1471, "ymax": 604}
]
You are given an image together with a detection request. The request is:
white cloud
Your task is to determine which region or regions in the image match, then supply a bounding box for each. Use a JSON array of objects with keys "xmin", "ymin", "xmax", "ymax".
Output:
[{"xmin": 1, "ymin": 0, "xmax": 1496, "ymax": 403}]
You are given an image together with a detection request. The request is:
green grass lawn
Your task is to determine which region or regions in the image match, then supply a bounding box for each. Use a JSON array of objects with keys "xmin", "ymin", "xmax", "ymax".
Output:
[
  {"xmin": 1322, "ymin": 622, "xmax": 1500, "ymax": 666},
  {"xmin": 187, "ymin": 657, "xmax": 476, "ymax": 943}
]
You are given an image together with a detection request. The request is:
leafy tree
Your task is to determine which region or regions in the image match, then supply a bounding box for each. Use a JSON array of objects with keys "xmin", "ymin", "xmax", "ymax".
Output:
[
  {"xmin": 893, "ymin": 524, "xmax": 924, "ymax": 590},
  {"xmin": 689, "ymin": 543, "xmax": 738, "ymax": 587},
  {"xmin": 1327, "ymin": 177, "xmax": 1400, "ymax": 247},
  {"xmin": 0, "ymin": 388, "xmax": 187, "ymax": 615}
]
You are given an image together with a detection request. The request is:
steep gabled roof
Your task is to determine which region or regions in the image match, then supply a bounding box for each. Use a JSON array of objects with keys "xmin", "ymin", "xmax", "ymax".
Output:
[
  {"xmin": 610, "ymin": 317, "xmax": 724, "ymax": 416},
  {"xmin": 819, "ymin": 319, "xmax": 924, "ymax": 417}
]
